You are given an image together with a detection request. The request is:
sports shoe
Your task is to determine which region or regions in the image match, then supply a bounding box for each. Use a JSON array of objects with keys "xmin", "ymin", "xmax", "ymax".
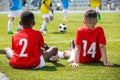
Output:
[
  {"xmin": 49, "ymin": 55, "xmax": 59, "ymax": 62},
  {"xmin": 45, "ymin": 28, "xmax": 47, "ymax": 31},
  {"xmin": 69, "ymin": 40, "xmax": 75, "ymax": 50},
  {"xmin": 63, "ymin": 18, "xmax": 69, "ymax": 22},
  {"xmin": 98, "ymin": 19, "xmax": 102, "ymax": 23},
  {"xmin": 17, "ymin": 27, "xmax": 22, "ymax": 31},
  {"xmin": 7, "ymin": 30, "xmax": 14, "ymax": 34},
  {"xmin": 44, "ymin": 43, "xmax": 49, "ymax": 50}
]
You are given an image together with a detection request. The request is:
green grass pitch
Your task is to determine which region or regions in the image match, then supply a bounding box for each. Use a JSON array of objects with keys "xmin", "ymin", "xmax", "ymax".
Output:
[{"xmin": 0, "ymin": 12, "xmax": 120, "ymax": 80}]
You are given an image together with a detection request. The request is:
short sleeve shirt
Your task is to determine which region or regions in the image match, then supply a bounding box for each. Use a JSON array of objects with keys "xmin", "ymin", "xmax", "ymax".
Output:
[
  {"xmin": 10, "ymin": 0, "xmax": 22, "ymax": 10},
  {"xmin": 75, "ymin": 26, "xmax": 106, "ymax": 63},
  {"xmin": 40, "ymin": 0, "xmax": 51, "ymax": 14},
  {"xmin": 10, "ymin": 28, "xmax": 44, "ymax": 68}
]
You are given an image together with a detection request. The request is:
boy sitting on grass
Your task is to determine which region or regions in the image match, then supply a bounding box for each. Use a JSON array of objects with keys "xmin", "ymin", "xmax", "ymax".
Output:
[
  {"xmin": 59, "ymin": 10, "xmax": 114, "ymax": 67},
  {"xmin": 4, "ymin": 11, "xmax": 58, "ymax": 69}
]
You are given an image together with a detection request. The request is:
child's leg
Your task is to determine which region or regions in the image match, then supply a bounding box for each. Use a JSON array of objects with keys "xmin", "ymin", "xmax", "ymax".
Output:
[
  {"xmin": 97, "ymin": 13, "xmax": 101, "ymax": 20},
  {"xmin": 63, "ymin": 9, "xmax": 68, "ymax": 19},
  {"xmin": 40, "ymin": 18, "xmax": 49, "ymax": 32},
  {"xmin": 95, "ymin": 7, "xmax": 101, "ymax": 21},
  {"xmin": 67, "ymin": 50, "xmax": 75, "ymax": 62},
  {"xmin": 8, "ymin": 17, "xmax": 14, "ymax": 32},
  {"xmin": 43, "ymin": 46, "xmax": 58, "ymax": 61},
  {"xmin": 4, "ymin": 48, "xmax": 14, "ymax": 59},
  {"xmin": 63, "ymin": 51, "xmax": 71, "ymax": 59},
  {"xmin": 58, "ymin": 50, "xmax": 74, "ymax": 62}
]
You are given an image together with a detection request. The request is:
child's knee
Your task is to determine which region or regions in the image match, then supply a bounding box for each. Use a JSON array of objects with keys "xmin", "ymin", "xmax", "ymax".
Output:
[
  {"xmin": 50, "ymin": 16, "xmax": 53, "ymax": 21},
  {"xmin": 52, "ymin": 46, "xmax": 58, "ymax": 52},
  {"xmin": 45, "ymin": 18, "xmax": 49, "ymax": 23}
]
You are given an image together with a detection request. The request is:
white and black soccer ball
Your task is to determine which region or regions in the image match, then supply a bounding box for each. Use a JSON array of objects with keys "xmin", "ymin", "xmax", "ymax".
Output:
[{"xmin": 58, "ymin": 23, "xmax": 67, "ymax": 32}]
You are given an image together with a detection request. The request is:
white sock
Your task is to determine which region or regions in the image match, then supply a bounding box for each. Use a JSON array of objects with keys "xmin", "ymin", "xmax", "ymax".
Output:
[
  {"xmin": 63, "ymin": 9, "xmax": 68, "ymax": 19},
  {"xmin": 8, "ymin": 20, "xmax": 12, "ymax": 31},
  {"xmin": 40, "ymin": 21, "xmax": 48, "ymax": 32},
  {"xmin": 57, "ymin": 51, "xmax": 64, "ymax": 58},
  {"xmin": 67, "ymin": 50, "xmax": 75, "ymax": 62}
]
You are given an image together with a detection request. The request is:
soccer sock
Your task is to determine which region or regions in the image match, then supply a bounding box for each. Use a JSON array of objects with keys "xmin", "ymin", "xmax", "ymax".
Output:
[
  {"xmin": 40, "ymin": 21, "xmax": 48, "ymax": 32},
  {"xmin": 8, "ymin": 20, "xmax": 12, "ymax": 31},
  {"xmin": 57, "ymin": 51, "xmax": 64, "ymax": 58},
  {"xmin": 67, "ymin": 50, "xmax": 75, "ymax": 62},
  {"xmin": 97, "ymin": 13, "xmax": 101, "ymax": 21},
  {"xmin": 63, "ymin": 9, "xmax": 68, "ymax": 19}
]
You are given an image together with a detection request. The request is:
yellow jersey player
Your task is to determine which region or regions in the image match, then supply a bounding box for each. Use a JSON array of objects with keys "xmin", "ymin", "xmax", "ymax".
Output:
[
  {"xmin": 88, "ymin": 0, "xmax": 102, "ymax": 22},
  {"xmin": 40, "ymin": 0, "xmax": 53, "ymax": 33}
]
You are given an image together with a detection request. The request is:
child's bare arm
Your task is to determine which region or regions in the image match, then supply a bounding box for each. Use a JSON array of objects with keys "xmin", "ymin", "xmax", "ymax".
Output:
[
  {"xmin": 70, "ymin": 45, "xmax": 80, "ymax": 67},
  {"xmin": 100, "ymin": 44, "xmax": 114, "ymax": 67}
]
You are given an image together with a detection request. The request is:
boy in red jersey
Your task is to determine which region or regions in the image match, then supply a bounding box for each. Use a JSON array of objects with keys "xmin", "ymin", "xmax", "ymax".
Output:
[
  {"xmin": 4, "ymin": 11, "xmax": 58, "ymax": 69},
  {"xmin": 60, "ymin": 10, "xmax": 114, "ymax": 67}
]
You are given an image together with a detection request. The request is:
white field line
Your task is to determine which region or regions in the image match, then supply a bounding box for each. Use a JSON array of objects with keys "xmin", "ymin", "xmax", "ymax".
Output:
[
  {"xmin": 47, "ymin": 39, "xmax": 120, "ymax": 43},
  {"xmin": 0, "ymin": 10, "xmax": 120, "ymax": 14}
]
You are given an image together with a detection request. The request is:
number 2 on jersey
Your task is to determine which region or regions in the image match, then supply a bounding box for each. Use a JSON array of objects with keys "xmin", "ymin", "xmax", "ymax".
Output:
[
  {"xmin": 19, "ymin": 38, "xmax": 28, "ymax": 57},
  {"xmin": 83, "ymin": 40, "xmax": 96, "ymax": 58}
]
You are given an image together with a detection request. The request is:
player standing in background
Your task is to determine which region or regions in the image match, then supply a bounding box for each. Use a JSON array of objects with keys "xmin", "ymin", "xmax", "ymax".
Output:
[
  {"xmin": 40, "ymin": 0, "xmax": 53, "ymax": 33},
  {"xmin": 7, "ymin": 0, "xmax": 23, "ymax": 34},
  {"xmin": 61, "ymin": 0, "xmax": 70, "ymax": 22},
  {"xmin": 4, "ymin": 11, "xmax": 58, "ymax": 69},
  {"xmin": 88, "ymin": 0, "xmax": 102, "ymax": 22}
]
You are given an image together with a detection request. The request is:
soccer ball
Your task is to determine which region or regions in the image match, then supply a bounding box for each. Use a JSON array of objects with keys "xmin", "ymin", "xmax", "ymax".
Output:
[{"xmin": 58, "ymin": 23, "xmax": 67, "ymax": 32}]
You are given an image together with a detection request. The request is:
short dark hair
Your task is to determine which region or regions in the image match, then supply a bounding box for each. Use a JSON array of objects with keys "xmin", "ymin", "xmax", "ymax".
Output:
[
  {"xmin": 84, "ymin": 10, "xmax": 97, "ymax": 24},
  {"xmin": 20, "ymin": 11, "xmax": 34, "ymax": 28}
]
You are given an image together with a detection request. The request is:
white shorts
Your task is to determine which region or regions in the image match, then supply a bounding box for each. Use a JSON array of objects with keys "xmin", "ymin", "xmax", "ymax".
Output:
[
  {"xmin": 42, "ymin": 11, "xmax": 53, "ymax": 19},
  {"xmin": 33, "ymin": 55, "xmax": 45, "ymax": 69},
  {"xmin": 94, "ymin": 7, "xmax": 100, "ymax": 13},
  {"xmin": 8, "ymin": 10, "xmax": 23, "ymax": 17}
]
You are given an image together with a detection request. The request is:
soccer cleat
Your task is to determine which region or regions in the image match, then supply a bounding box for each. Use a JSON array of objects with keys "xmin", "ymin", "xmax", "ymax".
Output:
[
  {"xmin": 17, "ymin": 27, "xmax": 22, "ymax": 31},
  {"xmin": 63, "ymin": 18, "xmax": 69, "ymax": 22},
  {"xmin": 45, "ymin": 28, "xmax": 47, "ymax": 31},
  {"xmin": 49, "ymin": 55, "xmax": 59, "ymax": 62},
  {"xmin": 44, "ymin": 43, "xmax": 49, "ymax": 50},
  {"xmin": 69, "ymin": 40, "xmax": 75, "ymax": 51},
  {"xmin": 98, "ymin": 19, "xmax": 102, "ymax": 23},
  {"xmin": 7, "ymin": 30, "xmax": 14, "ymax": 34}
]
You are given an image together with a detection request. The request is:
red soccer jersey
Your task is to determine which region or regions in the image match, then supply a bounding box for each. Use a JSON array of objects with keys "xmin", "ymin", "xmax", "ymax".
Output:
[
  {"xmin": 75, "ymin": 26, "xmax": 106, "ymax": 63},
  {"xmin": 10, "ymin": 28, "xmax": 44, "ymax": 68}
]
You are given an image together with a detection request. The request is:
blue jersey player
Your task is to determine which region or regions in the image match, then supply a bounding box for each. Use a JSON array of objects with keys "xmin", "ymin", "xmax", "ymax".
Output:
[
  {"xmin": 7, "ymin": 0, "xmax": 23, "ymax": 34},
  {"xmin": 61, "ymin": 0, "xmax": 73, "ymax": 22}
]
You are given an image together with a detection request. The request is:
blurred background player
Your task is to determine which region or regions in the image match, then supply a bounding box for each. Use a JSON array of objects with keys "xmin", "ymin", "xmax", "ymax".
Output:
[
  {"xmin": 61, "ymin": 0, "xmax": 73, "ymax": 22},
  {"xmin": 7, "ymin": 0, "xmax": 23, "ymax": 34},
  {"xmin": 4, "ymin": 11, "xmax": 58, "ymax": 69},
  {"xmin": 88, "ymin": 0, "xmax": 102, "ymax": 22},
  {"xmin": 40, "ymin": 0, "xmax": 53, "ymax": 33}
]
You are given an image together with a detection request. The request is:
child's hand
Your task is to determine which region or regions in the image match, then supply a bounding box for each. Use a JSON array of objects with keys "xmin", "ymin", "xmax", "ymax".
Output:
[
  {"xmin": 70, "ymin": 63, "xmax": 79, "ymax": 67},
  {"xmin": 104, "ymin": 62, "xmax": 114, "ymax": 67}
]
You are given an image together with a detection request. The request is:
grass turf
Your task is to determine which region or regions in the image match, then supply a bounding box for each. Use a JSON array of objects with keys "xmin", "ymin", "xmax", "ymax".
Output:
[{"xmin": 0, "ymin": 12, "xmax": 120, "ymax": 80}]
